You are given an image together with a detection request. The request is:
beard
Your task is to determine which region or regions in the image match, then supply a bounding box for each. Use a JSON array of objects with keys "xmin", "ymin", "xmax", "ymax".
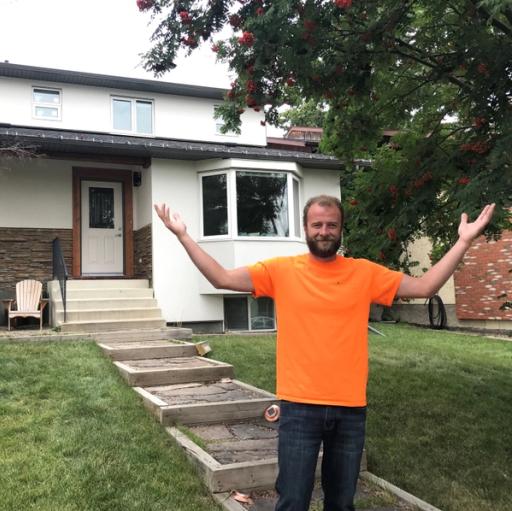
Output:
[{"xmin": 306, "ymin": 234, "xmax": 342, "ymax": 259}]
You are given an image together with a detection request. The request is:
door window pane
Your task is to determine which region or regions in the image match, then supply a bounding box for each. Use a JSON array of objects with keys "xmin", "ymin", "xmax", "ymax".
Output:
[
  {"xmin": 236, "ymin": 172, "xmax": 289, "ymax": 237},
  {"xmin": 89, "ymin": 187, "xmax": 115, "ymax": 229},
  {"xmin": 136, "ymin": 100, "xmax": 153, "ymax": 134},
  {"xmin": 224, "ymin": 297, "xmax": 248, "ymax": 330},
  {"xmin": 113, "ymin": 99, "xmax": 132, "ymax": 131},
  {"xmin": 202, "ymin": 174, "xmax": 228, "ymax": 236},
  {"xmin": 250, "ymin": 297, "xmax": 275, "ymax": 330}
]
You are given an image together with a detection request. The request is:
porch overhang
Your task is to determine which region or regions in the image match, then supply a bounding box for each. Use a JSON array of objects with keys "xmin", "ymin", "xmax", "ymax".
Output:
[{"xmin": 0, "ymin": 125, "xmax": 345, "ymax": 170}]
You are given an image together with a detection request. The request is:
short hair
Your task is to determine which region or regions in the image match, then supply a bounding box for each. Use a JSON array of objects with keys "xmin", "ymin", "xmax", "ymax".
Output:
[{"xmin": 303, "ymin": 195, "xmax": 344, "ymax": 228}]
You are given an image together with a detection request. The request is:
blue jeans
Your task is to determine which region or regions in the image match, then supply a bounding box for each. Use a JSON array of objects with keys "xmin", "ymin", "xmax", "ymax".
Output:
[{"xmin": 275, "ymin": 401, "xmax": 366, "ymax": 511}]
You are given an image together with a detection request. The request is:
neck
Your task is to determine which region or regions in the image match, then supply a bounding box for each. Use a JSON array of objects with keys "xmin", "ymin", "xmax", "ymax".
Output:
[{"xmin": 308, "ymin": 252, "xmax": 338, "ymax": 263}]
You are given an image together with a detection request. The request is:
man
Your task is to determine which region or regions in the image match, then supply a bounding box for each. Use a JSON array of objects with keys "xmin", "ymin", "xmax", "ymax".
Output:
[{"xmin": 154, "ymin": 195, "xmax": 495, "ymax": 511}]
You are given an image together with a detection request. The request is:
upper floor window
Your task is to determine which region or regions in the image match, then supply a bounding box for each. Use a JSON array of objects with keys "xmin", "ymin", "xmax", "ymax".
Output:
[
  {"xmin": 33, "ymin": 87, "xmax": 61, "ymax": 120},
  {"xmin": 214, "ymin": 105, "xmax": 238, "ymax": 136},
  {"xmin": 200, "ymin": 170, "xmax": 301, "ymax": 239},
  {"xmin": 112, "ymin": 97, "xmax": 153, "ymax": 135}
]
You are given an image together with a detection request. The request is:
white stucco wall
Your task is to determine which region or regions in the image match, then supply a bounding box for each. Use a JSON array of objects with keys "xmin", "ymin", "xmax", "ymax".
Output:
[
  {"xmin": 0, "ymin": 159, "xmax": 73, "ymax": 228},
  {"xmin": 133, "ymin": 168, "xmax": 153, "ymax": 231},
  {"xmin": 0, "ymin": 76, "xmax": 266, "ymax": 146},
  {"xmin": 151, "ymin": 157, "xmax": 343, "ymax": 323}
]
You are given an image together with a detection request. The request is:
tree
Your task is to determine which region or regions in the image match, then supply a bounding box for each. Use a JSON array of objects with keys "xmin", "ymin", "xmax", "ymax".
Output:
[
  {"xmin": 139, "ymin": 0, "xmax": 511, "ymax": 272},
  {"xmin": 279, "ymin": 98, "xmax": 327, "ymax": 129}
]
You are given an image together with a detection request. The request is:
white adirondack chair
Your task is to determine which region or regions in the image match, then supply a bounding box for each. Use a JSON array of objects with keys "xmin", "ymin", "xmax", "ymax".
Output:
[{"xmin": 2, "ymin": 280, "xmax": 48, "ymax": 331}]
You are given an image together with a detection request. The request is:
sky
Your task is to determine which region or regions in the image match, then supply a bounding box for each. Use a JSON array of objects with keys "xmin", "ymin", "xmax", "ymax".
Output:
[
  {"xmin": 0, "ymin": 0, "xmax": 233, "ymax": 87},
  {"xmin": 0, "ymin": 0, "xmax": 285, "ymax": 135}
]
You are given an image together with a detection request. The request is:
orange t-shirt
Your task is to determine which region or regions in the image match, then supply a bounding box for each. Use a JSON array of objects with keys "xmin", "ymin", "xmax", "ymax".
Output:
[{"xmin": 248, "ymin": 254, "xmax": 403, "ymax": 406}]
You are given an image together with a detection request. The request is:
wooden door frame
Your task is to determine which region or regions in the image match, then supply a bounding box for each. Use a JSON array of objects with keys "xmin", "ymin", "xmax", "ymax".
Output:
[{"xmin": 72, "ymin": 167, "xmax": 134, "ymax": 278}]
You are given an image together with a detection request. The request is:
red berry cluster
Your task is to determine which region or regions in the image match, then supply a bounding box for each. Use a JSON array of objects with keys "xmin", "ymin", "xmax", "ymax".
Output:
[
  {"xmin": 246, "ymin": 80, "xmax": 257, "ymax": 93},
  {"xmin": 179, "ymin": 11, "xmax": 192, "ymax": 24},
  {"xmin": 335, "ymin": 0, "xmax": 352, "ymax": 7},
  {"xmin": 457, "ymin": 176, "xmax": 471, "ymax": 185},
  {"xmin": 349, "ymin": 198, "xmax": 359, "ymax": 206},
  {"xmin": 474, "ymin": 117, "xmax": 487, "ymax": 128},
  {"xmin": 136, "ymin": 0, "xmax": 154, "ymax": 11},
  {"xmin": 459, "ymin": 141, "xmax": 489, "ymax": 154},
  {"xmin": 256, "ymin": 7, "xmax": 265, "ymax": 15},
  {"xmin": 182, "ymin": 35, "xmax": 197, "ymax": 47},
  {"xmin": 387, "ymin": 228, "xmax": 397, "ymax": 241},
  {"xmin": 238, "ymin": 31, "xmax": 255, "ymax": 46},
  {"xmin": 229, "ymin": 14, "xmax": 242, "ymax": 28}
]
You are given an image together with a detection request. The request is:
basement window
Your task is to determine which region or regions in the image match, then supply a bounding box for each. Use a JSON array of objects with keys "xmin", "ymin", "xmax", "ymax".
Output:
[
  {"xmin": 224, "ymin": 296, "xmax": 275, "ymax": 331},
  {"xmin": 33, "ymin": 87, "xmax": 61, "ymax": 120}
]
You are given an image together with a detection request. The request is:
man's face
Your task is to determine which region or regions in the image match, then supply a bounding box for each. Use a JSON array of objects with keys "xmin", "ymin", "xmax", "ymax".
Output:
[{"xmin": 304, "ymin": 203, "xmax": 342, "ymax": 260}]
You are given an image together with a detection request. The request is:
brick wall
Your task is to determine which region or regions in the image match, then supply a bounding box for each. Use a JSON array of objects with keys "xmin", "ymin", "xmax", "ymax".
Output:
[
  {"xmin": 134, "ymin": 223, "xmax": 152, "ymax": 281},
  {"xmin": 454, "ymin": 231, "xmax": 512, "ymax": 320},
  {"xmin": 0, "ymin": 227, "xmax": 72, "ymax": 298}
]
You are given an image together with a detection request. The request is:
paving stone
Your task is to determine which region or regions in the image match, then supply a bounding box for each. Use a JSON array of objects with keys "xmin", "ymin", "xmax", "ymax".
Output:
[
  {"xmin": 145, "ymin": 381, "xmax": 263, "ymax": 405},
  {"xmin": 125, "ymin": 356, "xmax": 208, "ymax": 369}
]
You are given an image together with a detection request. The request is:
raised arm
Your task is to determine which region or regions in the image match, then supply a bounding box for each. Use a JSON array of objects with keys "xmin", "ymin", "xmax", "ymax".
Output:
[
  {"xmin": 154, "ymin": 203, "xmax": 254, "ymax": 292},
  {"xmin": 397, "ymin": 204, "xmax": 495, "ymax": 299}
]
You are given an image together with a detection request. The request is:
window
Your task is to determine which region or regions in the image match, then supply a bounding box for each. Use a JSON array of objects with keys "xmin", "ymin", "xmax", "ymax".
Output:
[
  {"xmin": 237, "ymin": 172, "xmax": 289, "ymax": 237},
  {"xmin": 33, "ymin": 87, "xmax": 61, "ymax": 120},
  {"xmin": 112, "ymin": 97, "xmax": 153, "ymax": 134},
  {"xmin": 200, "ymin": 170, "xmax": 301, "ymax": 239},
  {"xmin": 224, "ymin": 296, "xmax": 275, "ymax": 331},
  {"xmin": 214, "ymin": 105, "xmax": 238, "ymax": 136},
  {"xmin": 202, "ymin": 174, "xmax": 228, "ymax": 236}
]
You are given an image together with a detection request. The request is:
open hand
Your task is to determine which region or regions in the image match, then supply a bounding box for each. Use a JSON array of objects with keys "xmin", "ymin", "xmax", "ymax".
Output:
[
  {"xmin": 458, "ymin": 203, "xmax": 495, "ymax": 245},
  {"xmin": 154, "ymin": 203, "xmax": 187, "ymax": 238}
]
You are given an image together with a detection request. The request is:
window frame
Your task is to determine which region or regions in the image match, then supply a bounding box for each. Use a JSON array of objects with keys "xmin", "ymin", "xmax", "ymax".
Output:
[
  {"xmin": 199, "ymin": 170, "xmax": 232, "ymax": 239},
  {"xmin": 199, "ymin": 169, "xmax": 302, "ymax": 241},
  {"xmin": 111, "ymin": 96, "xmax": 154, "ymax": 136},
  {"xmin": 32, "ymin": 86, "xmax": 62, "ymax": 121}
]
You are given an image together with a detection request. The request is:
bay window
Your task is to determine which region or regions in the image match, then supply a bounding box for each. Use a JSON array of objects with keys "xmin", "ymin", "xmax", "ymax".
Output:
[{"xmin": 200, "ymin": 170, "xmax": 301, "ymax": 239}]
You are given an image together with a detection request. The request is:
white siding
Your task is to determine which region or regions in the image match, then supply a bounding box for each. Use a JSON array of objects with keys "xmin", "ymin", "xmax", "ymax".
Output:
[{"xmin": 0, "ymin": 76, "xmax": 266, "ymax": 146}]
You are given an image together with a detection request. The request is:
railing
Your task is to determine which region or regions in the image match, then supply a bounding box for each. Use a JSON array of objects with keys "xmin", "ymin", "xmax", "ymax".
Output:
[{"xmin": 52, "ymin": 237, "xmax": 68, "ymax": 323}]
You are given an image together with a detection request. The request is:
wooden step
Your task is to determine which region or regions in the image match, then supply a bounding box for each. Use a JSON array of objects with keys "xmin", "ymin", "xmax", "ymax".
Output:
[
  {"xmin": 114, "ymin": 356, "xmax": 234, "ymax": 386},
  {"xmin": 168, "ymin": 419, "xmax": 367, "ymax": 493},
  {"xmin": 135, "ymin": 379, "xmax": 277, "ymax": 425},
  {"xmin": 98, "ymin": 339, "xmax": 198, "ymax": 361}
]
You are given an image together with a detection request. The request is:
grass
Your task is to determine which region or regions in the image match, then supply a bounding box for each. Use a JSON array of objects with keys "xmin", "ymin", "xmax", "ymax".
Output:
[
  {"xmin": 202, "ymin": 324, "xmax": 512, "ymax": 511},
  {"xmin": 0, "ymin": 341, "xmax": 222, "ymax": 511}
]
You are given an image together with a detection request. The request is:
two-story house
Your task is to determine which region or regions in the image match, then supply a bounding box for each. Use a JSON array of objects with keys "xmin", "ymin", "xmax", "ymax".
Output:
[{"xmin": 0, "ymin": 62, "xmax": 344, "ymax": 333}]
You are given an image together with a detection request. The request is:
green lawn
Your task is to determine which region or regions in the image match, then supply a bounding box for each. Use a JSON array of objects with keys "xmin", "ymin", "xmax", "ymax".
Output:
[
  {"xmin": 1, "ymin": 325, "xmax": 510, "ymax": 511},
  {"xmin": 0, "ymin": 341, "xmax": 222, "ymax": 511},
  {"xmin": 203, "ymin": 324, "xmax": 512, "ymax": 511}
]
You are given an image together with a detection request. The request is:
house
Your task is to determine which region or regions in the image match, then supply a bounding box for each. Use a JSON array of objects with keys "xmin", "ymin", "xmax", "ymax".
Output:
[{"xmin": 0, "ymin": 62, "xmax": 343, "ymax": 333}]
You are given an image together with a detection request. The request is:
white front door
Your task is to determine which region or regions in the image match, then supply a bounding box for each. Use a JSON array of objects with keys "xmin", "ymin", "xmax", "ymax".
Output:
[{"xmin": 81, "ymin": 180, "xmax": 124, "ymax": 275}]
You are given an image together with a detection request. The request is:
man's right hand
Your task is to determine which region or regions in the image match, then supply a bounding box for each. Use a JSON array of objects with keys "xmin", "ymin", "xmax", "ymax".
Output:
[{"xmin": 154, "ymin": 203, "xmax": 187, "ymax": 239}]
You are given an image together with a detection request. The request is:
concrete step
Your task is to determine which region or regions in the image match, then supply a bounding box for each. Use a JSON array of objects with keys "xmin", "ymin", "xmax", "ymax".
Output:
[
  {"xmin": 92, "ymin": 327, "xmax": 192, "ymax": 343},
  {"xmin": 98, "ymin": 339, "xmax": 198, "ymax": 361},
  {"xmin": 114, "ymin": 356, "xmax": 234, "ymax": 386},
  {"xmin": 61, "ymin": 288, "xmax": 154, "ymax": 300},
  {"xmin": 54, "ymin": 297, "xmax": 158, "ymax": 311},
  {"xmin": 59, "ymin": 318, "xmax": 166, "ymax": 333},
  {"xmin": 65, "ymin": 279, "xmax": 150, "ymax": 289},
  {"xmin": 135, "ymin": 379, "xmax": 277, "ymax": 425},
  {"xmin": 57, "ymin": 307, "xmax": 163, "ymax": 323}
]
